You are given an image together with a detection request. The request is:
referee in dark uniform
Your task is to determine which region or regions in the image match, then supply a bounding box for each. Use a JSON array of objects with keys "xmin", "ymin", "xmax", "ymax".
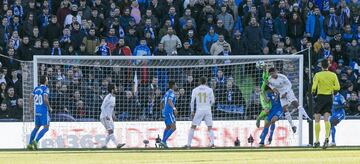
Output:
[{"xmin": 312, "ymin": 59, "xmax": 340, "ymax": 149}]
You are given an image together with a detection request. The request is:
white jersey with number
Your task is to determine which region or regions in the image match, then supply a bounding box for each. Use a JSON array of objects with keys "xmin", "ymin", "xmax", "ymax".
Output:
[
  {"xmin": 190, "ymin": 85, "xmax": 215, "ymax": 126},
  {"xmin": 100, "ymin": 93, "xmax": 116, "ymax": 119},
  {"xmin": 191, "ymin": 85, "xmax": 215, "ymax": 112},
  {"xmin": 268, "ymin": 73, "xmax": 297, "ymax": 106}
]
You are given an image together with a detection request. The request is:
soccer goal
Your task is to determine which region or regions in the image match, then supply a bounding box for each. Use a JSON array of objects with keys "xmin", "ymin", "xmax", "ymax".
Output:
[{"xmin": 22, "ymin": 55, "xmax": 306, "ymax": 148}]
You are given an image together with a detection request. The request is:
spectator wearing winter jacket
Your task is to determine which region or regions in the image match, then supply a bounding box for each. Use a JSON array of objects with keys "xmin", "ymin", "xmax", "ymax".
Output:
[
  {"xmin": 260, "ymin": 11, "xmax": 274, "ymax": 46},
  {"xmin": 274, "ymin": 10, "xmax": 288, "ymax": 39},
  {"xmin": 105, "ymin": 28, "xmax": 120, "ymax": 53},
  {"xmin": 216, "ymin": 5, "xmax": 234, "ymax": 32},
  {"xmin": 82, "ymin": 28, "xmax": 99, "ymax": 55},
  {"xmin": 112, "ymin": 38, "xmax": 132, "ymax": 56},
  {"xmin": 210, "ymin": 34, "xmax": 231, "ymax": 56},
  {"xmin": 244, "ymin": 17, "xmax": 263, "ymax": 55},
  {"xmin": 288, "ymin": 12, "xmax": 304, "ymax": 50},
  {"xmin": 306, "ymin": 7, "xmax": 325, "ymax": 42},
  {"xmin": 347, "ymin": 39, "xmax": 360, "ymax": 64},
  {"xmin": 230, "ymin": 30, "xmax": 248, "ymax": 55},
  {"xmin": 324, "ymin": 7, "xmax": 341, "ymax": 41},
  {"xmin": 133, "ymin": 38, "xmax": 151, "ymax": 57},
  {"xmin": 203, "ymin": 26, "xmax": 219, "ymax": 55}
]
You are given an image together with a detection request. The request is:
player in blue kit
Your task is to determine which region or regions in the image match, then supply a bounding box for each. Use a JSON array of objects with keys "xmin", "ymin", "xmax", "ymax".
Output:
[
  {"xmin": 160, "ymin": 80, "xmax": 178, "ymax": 148},
  {"xmin": 329, "ymin": 92, "xmax": 346, "ymax": 146},
  {"xmin": 259, "ymin": 86, "xmax": 283, "ymax": 147},
  {"xmin": 27, "ymin": 76, "xmax": 52, "ymax": 150}
]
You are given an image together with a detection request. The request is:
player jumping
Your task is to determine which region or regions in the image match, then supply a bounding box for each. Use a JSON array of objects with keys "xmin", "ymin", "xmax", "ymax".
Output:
[
  {"xmin": 267, "ymin": 68, "xmax": 311, "ymax": 133},
  {"xmin": 160, "ymin": 80, "xmax": 177, "ymax": 148},
  {"xmin": 100, "ymin": 84, "xmax": 126, "ymax": 149},
  {"xmin": 256, "ymin": 65, "xmax": 276, "ymax": 145},
  {"xmin": 329, "ymin": 92, "xmax": 346, "ymax": 146},
  {"xmin": 27, "ymin": 76, "xmax": 52, "ymax": 150},
  {"xmin": 185, "ymin": 77, "xmax": 215, "ymax": 148},
  {"xmin": 259, "ymin": 85, "xmax": 283, "ymax": 147}
]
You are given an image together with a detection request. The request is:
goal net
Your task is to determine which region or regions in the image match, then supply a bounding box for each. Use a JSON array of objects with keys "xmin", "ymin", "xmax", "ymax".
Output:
[{"xmin": 22, "ymin": 55, "xmax": 306, "ymax": 148}]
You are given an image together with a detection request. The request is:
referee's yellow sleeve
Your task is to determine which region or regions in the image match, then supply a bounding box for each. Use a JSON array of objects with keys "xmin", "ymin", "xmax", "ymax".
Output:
[
  {"xmin": 333, "ymin": 74, "xmax": 340, "ymax": 91},
  {"xmin": 312, "ymin": 74, "xmax": 318, "ymax": 94}
]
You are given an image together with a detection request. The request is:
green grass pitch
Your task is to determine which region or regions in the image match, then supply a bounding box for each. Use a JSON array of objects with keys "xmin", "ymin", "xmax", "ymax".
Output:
[{"xmin": 1, "ymin": 147, "xmax": 360, "ymax": 164}]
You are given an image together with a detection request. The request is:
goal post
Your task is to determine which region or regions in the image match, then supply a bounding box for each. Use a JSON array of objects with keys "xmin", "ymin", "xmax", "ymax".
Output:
[{"xmin": 23, "ymin": 54, "xmax": 306, "ymax": 148}]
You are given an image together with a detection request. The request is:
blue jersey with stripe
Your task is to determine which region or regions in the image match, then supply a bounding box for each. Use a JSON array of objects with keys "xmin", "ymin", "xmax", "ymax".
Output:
[
  {"xmin": 163, "ymin": 89, "xmax": 176, "ymax": 114},
  {"xmin": 32, "ymin": 85, "xmax": 49, "ymax": 115},
  {"xmin": 332, "ymin": 93, "xmax": 346, "ymax": 115}
]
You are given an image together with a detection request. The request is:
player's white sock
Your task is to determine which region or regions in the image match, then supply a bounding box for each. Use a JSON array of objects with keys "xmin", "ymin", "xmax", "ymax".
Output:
[
  {"xmin": 298, "ymin": 106, "xmax": 311, "ymax": 120},
  {"xmin": 187, "ymin": 128, "xmax": 195, "ymax": 146},
  {"xmin": 285, "ymin": 111, "xmax": 295, "ymax": 127},
  {"xmin": 208, "ymin": 130, "xmax": 215, "ymax": 145},
  {"xmin": 104, "ymin": 135, "xmax": 111, "ymax": 146},
  {"xmin": 109, "ymin": 134, "xmax": 117, "ymax": 145}
]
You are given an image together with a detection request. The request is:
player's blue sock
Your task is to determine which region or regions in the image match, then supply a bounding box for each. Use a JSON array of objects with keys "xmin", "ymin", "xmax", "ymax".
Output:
[
  {"xmin": 269, "ymin": 124, "xmax": 276, "ymax": 141},
  {"xmin": 35, "ymin": 128, "xmax": 49, "ymax": 142},
  {"xmin": 331, "ymin": 126, "xmax": 336, "ymax": 143},
  {"xmin": 163, "ymin": 129, "xmax": 175, "ymax": 142},
  {"xmin": 260, "ymin": 127, "xmax": 269, "ymax": 144},
  {"xmin": 29, "ymin": 127, "xmax": 39, "ymax": 144},
  {"xmin": 162, "ymin": 129, "xmax": 169, "ymax": 143}
]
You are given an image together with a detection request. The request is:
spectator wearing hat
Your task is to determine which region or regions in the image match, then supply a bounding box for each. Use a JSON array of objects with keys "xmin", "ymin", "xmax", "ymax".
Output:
[
  {"xmin": 200, "ymin": 15, "xmax": 215, "ymax": 37},
  {"xmin": 203, "ymin": 26, "xmax": 218, "ymax": 55},
  {"xmin": 70, "ymin": 21, "xmax": 86, "ymax": 51},
  {"xmin": 64, "ymin": 4, "xmax": 81, "ymax": 27},
  {"xmin": 230, "ymin": 30, "xmax": 247, "ymax": 55}
]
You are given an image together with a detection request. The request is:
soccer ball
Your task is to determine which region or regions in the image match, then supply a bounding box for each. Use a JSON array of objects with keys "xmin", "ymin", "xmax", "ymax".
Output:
[{"xmin": 256, "ymin": 61, "xmax": 265, "ymax": 69}]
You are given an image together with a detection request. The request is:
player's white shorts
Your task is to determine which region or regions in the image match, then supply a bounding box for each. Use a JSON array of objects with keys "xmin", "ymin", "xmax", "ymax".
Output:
[
  {"xmin": 280, "ymin": 90, "xmax": 297, "ymax": 107},
  {"xmin": 100, "ymin": 117, "xmax": 114, "ymax": 131},
  {"xmin": 192, "ymin": 110, "xmax": 213, "ymax": 126}
]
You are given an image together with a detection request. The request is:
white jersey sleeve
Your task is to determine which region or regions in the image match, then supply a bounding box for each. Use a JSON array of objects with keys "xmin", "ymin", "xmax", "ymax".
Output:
[
  {"xmin": 268, "ymin": 73, "xmax": 292, "ymax": 95},
  {"xmin": 190, "ymin": 85, "xmax": 215, "ymax": 112},
  {"xmin": 100, "ymin": 94, "xmax": 116, "ymax": 118}
]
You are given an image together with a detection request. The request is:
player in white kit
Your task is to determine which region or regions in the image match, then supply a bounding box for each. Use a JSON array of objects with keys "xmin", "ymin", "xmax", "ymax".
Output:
[
  {"xmin": 185, "ymin": 77, "xmax": 216, "ymax": 148},
  {"xmin": 100, "ymin": 84, "xmax": 126, "ymax": 149},
  {"xmin": 267, "ymin": 68, "xmax": 311, "ymax": 133}
]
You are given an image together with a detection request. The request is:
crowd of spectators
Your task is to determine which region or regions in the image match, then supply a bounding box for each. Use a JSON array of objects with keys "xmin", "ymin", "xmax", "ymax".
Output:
[{"xmin": 1, "ymin": 0, "xmax": 360, "ymax": 121}]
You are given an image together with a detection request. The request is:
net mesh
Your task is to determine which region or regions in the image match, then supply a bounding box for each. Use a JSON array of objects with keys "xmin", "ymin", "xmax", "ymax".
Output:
[{"xmin": 22, "ymin": 55, "xmax": 303, "ymax": 148}]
